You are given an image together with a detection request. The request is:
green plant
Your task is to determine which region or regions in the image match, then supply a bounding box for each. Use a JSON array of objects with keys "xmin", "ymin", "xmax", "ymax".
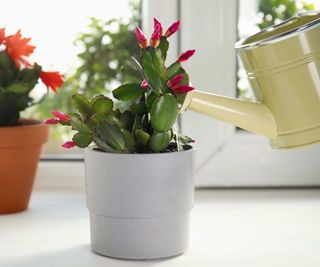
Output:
[
  {"xmin": 46, "ymin": 18, "xmax": 195, "ymax": 153},
  {"xmin": 0, "ymin": 28, "xmax": 63, "ymax": 126}
]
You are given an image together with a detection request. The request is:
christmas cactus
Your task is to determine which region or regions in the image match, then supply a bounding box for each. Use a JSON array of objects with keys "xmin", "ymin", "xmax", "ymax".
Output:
[
  {"xmin": 46, "ymin": 18, "xmax": 195, "ymax": 153},
  {"xmin": 0, "ymin": 28, "xmax": 64, "ymax": 126}
]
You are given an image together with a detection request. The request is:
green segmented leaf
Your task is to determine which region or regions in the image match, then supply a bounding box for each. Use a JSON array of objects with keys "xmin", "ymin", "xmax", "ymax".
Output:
[
  {"xmin": 167, "ymin": 62, "xmax": 181, "ymax": 79},
  {"xmin": 121, "ymin": 65, "xmax": 142, "ymax": 83},
  {"xmin": 94, "ymin": 137, "xmax": 118, "ymax": 153},
  {"xmin": 91, "ymin": 95, "xmax": 113, "ymax": 114},
  {"xmin": 88, "ymin": 112, "xmax": 109, "ymax": 126},
  {"xmin": 97, "ymin": 121, "xmax": 126, "ymax": 151},
  {"xmin": 149, "ymin": 131, "xmax": 172, "ymax": 152},
  {"xmin": 135, "ymin": 129, "xmax": 150, "ymax": 145},
  {"xmin": 72, "ymin": 132, "xmax": 93, "ymax": 148},
  {"xmin": 18, "ymin": 64, "xmax": 41, "ymax": 90},
  {"xmin": 150, "ymin": 94, "xmax": 178, "ymax": 132},
  {"xmin": 112, "ymin": 83, "xmax": 145, "ymax": 101},
  {"xmin": 132, "ymin": 115, "xmax": 142, "ymax": 132},
  {"xmin": 141, "ymin": 47, "xmax": 167, "ymax": 94},
  {"xmin": 130, "ymin": 102, "xmax": 147, "ymax": 115},
  {"xmin": 120, "ymin": 110, "xmax": 135, "ymax": 131},
  {"xmin": 70, "ymin": 117, "xmax": 92, "ymax": 134},
  {"xmin": 71, "ymin": 94, "xmax": 92, "ymax": 115},
  {"xmin": 157, "ymin": 36, "xmax": 169, "ymax": 60},
  {"xmin": 106, "ymin": 111, "xmax": 123, "ymax": 128},
  {"xmin": 121, "ymin": 128, "xmax": 136, "ymax": 151},
  {"xmin": 6, "ymin": 83, "xmax": 30, "ymax": 95},
  {"xmin": 146, "ymin": 91, "xmax": 157, "ymax": 111},
  {"xmin": 178, "ymin": 135, "xmax": 194, "ymax": 144}
]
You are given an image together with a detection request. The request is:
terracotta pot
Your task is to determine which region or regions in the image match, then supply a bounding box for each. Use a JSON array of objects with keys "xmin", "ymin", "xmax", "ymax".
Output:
[{"xmin": 0, "ymin": 120, "xmax": 48, "ymax": 214}]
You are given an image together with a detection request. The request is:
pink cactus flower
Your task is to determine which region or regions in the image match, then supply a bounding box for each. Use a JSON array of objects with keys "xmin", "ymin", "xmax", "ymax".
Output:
[
  {"xmin": 140, "ymin": 79, "xmax": 149, "ymax": 89},
  {"xmin": 52, "ymin": 111, "xmax": 71, "ymax": 122},
  {"xmin": 153, "ymin": 18, "xmax": 163, "ymax": 36},
  {"xmin": 135, "ymin": 27, "xmax": 148, "ymax": 48},
  {"xmin": 172, "ymin": 85, "xmax": 195, "ymax": 94},
  {"xmin": 177, "ymin": 49, "xmax": 196, "ymax": 63},
  {"xmin": 150, "ymin": 24, "xmax": 161, "ymax": 48},
  {"xmin": 165, "ymin": 21, "xmax": 181, "ymax": 38},
  {"xmin": 62, "ymin": 141, "xmax": 75, "ymax": 149},
  {"xmin": 167, "ymin": 74, "xmax": 184, "ymax": 89},
  {"xmin": 44, "ymin": 118, "xmax": 60, "ymax": 125}
]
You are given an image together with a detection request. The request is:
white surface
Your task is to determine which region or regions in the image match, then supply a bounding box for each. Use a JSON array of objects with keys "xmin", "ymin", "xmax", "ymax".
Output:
[{"xmin": 1, "ymin": 189, "xmax": 320, "ymax": 267}]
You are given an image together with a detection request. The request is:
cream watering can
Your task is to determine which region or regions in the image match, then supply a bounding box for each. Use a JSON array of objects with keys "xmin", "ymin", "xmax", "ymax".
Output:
[{"xmin": 181, "ymin": 11, "xmax": 320, "ymax": 149}]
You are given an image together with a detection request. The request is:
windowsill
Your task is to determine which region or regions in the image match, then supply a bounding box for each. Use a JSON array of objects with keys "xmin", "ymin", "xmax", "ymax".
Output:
[
  {"xmin": 1, "ymin": 188, "xmax": 320, "ymax": 266},
  {"xmin": 35, "ymin": 131, "xmax": 320, "ymax": 189}
]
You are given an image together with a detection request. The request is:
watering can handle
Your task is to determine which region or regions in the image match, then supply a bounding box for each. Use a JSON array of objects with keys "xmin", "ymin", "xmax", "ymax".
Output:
[{"xmin": 181, "ymin": 90, "xmax": 277, "ymax": 138}]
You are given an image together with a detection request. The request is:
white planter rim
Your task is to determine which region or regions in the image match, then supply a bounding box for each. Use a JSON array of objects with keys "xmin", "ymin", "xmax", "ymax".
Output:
[{"xmin": 86, "ymin": 146, "xmax": 195, "ymax": 157}]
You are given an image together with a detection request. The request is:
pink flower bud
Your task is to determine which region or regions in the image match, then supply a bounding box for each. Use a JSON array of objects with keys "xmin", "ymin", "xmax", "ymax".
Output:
[
  {"xmin": 52, "ymin": 111, "xmax": 71, "ymax": 122},
  {"xmin": 150, "ymin": 24, "xmax": 161, "ymax": 47},
  {"xmin": 140, "ymin": 79, "xmax": 149, "ymax": 89},
  {"xmin": 153, "ymin": 18, "xmax": 163, "ymax": 36},
  {"xmin": 177, "ymin": 49, "xmax": 196, "ymax": 63},
  {"xmin": 165, "ymin": 20, "xmax": 180, "ymax": 38},
  {"xmin": 135, "ymin": 27, "xmax": 148, "ymax": 48},
  {"xmin": 62, "ymin": 141, "xmax": 75, "ymax": 149},
  {"xmin": 167, "ymin": 74, "xmax": 183, "ymax": 89},
  {"xmin": 44, "ymin": 118, "xmax": 60, "ymax": 125},
  {"xmin": 172, "ymin": 85, "xmax": 195, "ymax": 94}
]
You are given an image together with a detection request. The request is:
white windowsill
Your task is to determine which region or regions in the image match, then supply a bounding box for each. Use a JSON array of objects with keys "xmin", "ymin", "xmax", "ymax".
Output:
[
  {"xmin": 35, "ymin": 132, "xmax": 320, "ymax": 190},
  {"xmin": 1, "ymin": 189, "xmax": 320, "ymax": 267}
]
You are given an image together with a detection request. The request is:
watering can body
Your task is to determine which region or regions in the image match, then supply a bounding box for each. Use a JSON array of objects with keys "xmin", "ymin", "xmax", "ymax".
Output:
[{"xmin": 183, "ymin": 11, "xmax": 320, "ymax": 149}]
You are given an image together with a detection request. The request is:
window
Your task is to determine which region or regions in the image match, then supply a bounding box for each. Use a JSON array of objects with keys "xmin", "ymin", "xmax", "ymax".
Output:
[
  {"xmin": 145, "ymin": 0, "xmax": 320, "ymax": 187},
  {"xmin": 0, "ymin": 0, "xmax": 141, "ymax": 157}
]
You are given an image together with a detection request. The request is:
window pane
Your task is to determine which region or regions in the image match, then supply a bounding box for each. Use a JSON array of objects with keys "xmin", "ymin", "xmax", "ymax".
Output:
[{"xmin": 0, "ymin": 0, "xmax": 141, "ymax": 156}]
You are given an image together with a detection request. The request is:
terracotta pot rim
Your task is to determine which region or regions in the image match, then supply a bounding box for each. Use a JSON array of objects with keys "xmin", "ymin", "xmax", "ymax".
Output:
[
  {"xmin": 0, "ymin": 118, "xmax": 45, "ymax": 129},
  {"xmin": 0, "ymin": 118, "xmax": 49, "ymax": 148}
]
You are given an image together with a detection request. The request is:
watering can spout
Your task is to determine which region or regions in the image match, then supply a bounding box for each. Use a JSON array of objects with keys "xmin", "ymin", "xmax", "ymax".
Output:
[{"xmin": 181, "ymin": 91, "xmax": 277, "ymax": 138}]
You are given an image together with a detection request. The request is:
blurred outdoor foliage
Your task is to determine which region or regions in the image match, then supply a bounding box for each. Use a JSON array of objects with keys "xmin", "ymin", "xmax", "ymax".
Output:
[{"xmin": 32, "ymin": 0, "xmax": 141, "ymax": 142}]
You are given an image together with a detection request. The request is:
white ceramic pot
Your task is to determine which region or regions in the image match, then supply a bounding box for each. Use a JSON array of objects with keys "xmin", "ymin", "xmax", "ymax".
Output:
[{"xmin": 84, "ymin": 147, "xmax": 195, "ymax": 260}]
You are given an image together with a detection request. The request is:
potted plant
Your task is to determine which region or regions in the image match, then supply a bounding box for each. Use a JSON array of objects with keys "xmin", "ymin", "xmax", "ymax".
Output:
[
  {"xmin": 0, "ymin": 28, "xmax": 64, "ymax": 214},
  {"xmin": 46, "ymin": 18, "xmax": 195, "ymax": 259}
]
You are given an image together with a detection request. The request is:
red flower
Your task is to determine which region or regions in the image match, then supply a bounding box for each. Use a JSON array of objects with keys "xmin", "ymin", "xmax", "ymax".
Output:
[
  {"xmin": 153, "ymin": 18, "xmax": 163, "ymax": 36},
  {"xmin": 177, "ymin": 50, "xmax": 196, "ymax": 63},
  {"xmin": 51, "ymin": 111, "xmax": 70, "ymax": 122},
  {"xmin": 62, "ymin": 141, "xmax": 75, "ymax": 149},
  {"xmin": 4, "ymin": 30, "xmax": 35, "ymax": 67},
  {"xmin": 172, "ymin": 85, "xmax": 195, "ymax": 94},
  {"xmin": 165, "ymin": 21, "xmax": 180, "ymax": 38},
  {"xmin": 140, "ymin": 79, "xmax": 149, "ymax": 89},
  {"xmin": 0, "ymin": 28, "xmax": 6, "ymax": 45},
  {"xmin": 167, "ymin": 74, "xmax": 184, "ymax": 89},
  {"xmin": 135, "ymin": 27, "xmax": 148, "ymax": 49},
  {"xmin": 44, "ymin": 118, "xmax": 60, "ymax": 125},
  {"xmin": 40, "ymin": 71, "xmax": 64, "ymax": 92},
  {"xmin": 150, "ymin": 24, "xmax": 161, "ymax": 48}
]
